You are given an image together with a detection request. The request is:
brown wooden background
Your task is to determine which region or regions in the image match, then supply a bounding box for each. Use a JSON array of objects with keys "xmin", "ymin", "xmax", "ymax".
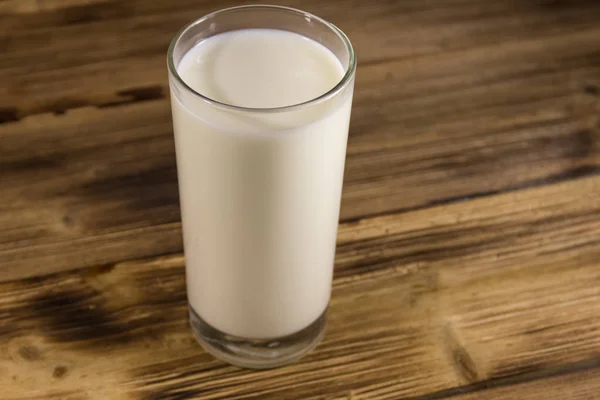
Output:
[{"xmin": 1, "ymin": 0, "xmax": 600, "ymax": 399}]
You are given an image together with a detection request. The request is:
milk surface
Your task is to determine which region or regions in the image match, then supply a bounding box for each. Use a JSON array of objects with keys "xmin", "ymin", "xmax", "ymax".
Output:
[{"xmin": 172, "ymin": 29, "xmax": 353, "ymax": 339}]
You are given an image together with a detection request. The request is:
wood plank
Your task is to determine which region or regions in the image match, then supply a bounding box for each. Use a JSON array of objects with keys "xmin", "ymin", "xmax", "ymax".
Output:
[
  {"xmin": 2, "ymin": 20, "xmax": 600, "ymax": 279},
  {"xmin": 448, "ymin": 366, "xmax": 600, "ymax": 400},
  {"xmin": 1, "ymin": 177, "xmax": 599, "ymax": 399},
  {"xmin": 0, "ymin": 101, "xmax": 183, "ymax": 280},
  {"xmin": 0, "ymin": 255, "xmax": 458, "ymax": 400},
  {"xmin": 2, "ymin": 0, "xmax": 600, "ymax": 117}
]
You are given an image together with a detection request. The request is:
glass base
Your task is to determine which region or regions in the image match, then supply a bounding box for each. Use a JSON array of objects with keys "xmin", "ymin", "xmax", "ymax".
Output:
[{"xmin": 189, "ymin": 306, "xmax": 326, "ymax": 369}]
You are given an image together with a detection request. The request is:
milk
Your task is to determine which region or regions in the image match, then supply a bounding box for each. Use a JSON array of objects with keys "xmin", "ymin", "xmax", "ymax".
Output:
[{"xmin": 171, "ymin": 29, "xmax": 354, "ymax": 339}]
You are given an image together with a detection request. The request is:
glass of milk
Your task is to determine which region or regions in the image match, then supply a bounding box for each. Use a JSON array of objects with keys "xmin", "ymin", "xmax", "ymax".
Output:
[{"xmin": 167, "ymin": 5, "xmax": 356, "ymax": 368}]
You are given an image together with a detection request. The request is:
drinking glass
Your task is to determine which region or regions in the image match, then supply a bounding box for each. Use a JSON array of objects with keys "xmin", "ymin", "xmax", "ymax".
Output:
[{"xmin": 167, "ymin": 5, "xmax": 356, "ymax": 368}]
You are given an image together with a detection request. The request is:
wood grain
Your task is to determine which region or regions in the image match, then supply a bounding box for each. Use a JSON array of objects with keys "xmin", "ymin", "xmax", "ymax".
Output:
[
  {"xmin": 419, "ymin": 365, "xmax": 600, "ymax": 400},
  {"xmin": 2, "ymin": 0, "xmax": 600, "ymax": 280},
  {"xmin": 1, "ymin": 177, "xmax": 600, "ymax": 399},
  {"xmin": 2, "ymin": 0, "xmax": 600, "ymax": 398}
]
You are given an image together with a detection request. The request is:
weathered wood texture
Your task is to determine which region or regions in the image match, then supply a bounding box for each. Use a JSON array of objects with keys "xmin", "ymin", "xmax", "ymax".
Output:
[
  {"xmin": 1, "ymin": 0, "xmax": 600, "ymax": 398},
  {"xmin": 1, "ymin": 178, "xmax": 600, "ymax": 399},
  {"xmin": 2, "ymin": 0, "xmax": 600, "ymax": 280}
]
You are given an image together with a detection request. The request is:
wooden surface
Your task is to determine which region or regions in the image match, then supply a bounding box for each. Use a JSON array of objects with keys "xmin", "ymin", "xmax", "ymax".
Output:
[{"xmin": 1, "ymin": 0, "xmax": 600, "ymax": 398}]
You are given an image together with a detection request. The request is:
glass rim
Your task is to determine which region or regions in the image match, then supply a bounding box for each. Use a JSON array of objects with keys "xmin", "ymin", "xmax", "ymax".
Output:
[{"xmin": 166, "ymin": 4, "xmax": 356, "ymax": 114}]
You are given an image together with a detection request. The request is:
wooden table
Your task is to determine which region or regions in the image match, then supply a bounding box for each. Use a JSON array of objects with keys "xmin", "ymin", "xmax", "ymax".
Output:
[{"xmin": 2, "ymin": 0, "xmax": 600, "ymax": 398}]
